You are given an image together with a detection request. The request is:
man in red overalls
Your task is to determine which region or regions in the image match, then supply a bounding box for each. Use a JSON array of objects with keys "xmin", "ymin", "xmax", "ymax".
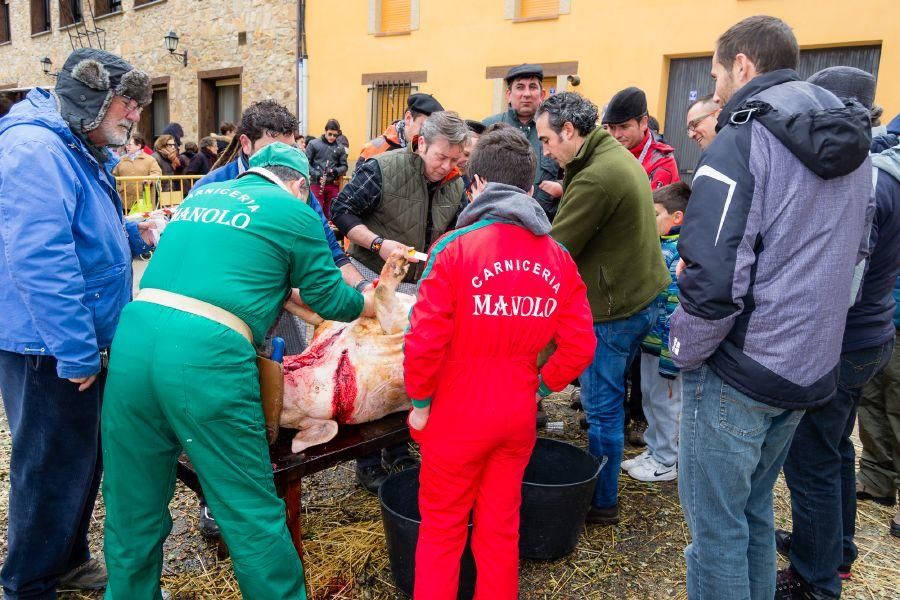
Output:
[{"xmin": 404, "ymin": 125, "xmax": 596, "ymax": 600}]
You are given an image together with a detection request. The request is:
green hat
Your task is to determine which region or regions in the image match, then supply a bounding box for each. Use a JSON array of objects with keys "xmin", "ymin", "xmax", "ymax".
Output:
[{"xmin": 249, "ymin": 142, "xmax": 310, "ymax": 179}]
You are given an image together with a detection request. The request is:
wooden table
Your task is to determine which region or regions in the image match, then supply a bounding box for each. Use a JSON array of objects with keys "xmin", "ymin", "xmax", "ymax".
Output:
[{"xmin": 176, "ymin": 412, "xmax": 411, "ymax": 557}]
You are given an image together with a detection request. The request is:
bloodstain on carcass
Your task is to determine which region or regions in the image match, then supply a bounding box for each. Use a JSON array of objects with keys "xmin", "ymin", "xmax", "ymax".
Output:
[
  {"xmin": 331, "ymin": 350, "xmax": 357, "ymax": 423},
  {"xmin": 280, "ymin": 250, "xmax": 416, "ymax": 453}
]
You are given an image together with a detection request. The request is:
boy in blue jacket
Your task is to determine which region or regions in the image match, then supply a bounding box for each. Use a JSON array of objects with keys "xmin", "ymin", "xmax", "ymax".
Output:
[{"xmin": 624, "ymin": 182, "xmax": 690, "ymax": 482}]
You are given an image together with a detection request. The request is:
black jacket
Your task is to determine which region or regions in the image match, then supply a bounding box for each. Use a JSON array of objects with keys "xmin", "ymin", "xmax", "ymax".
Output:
[
  {"xmin": 844, "ymin": 146, "xmax": 900, "ymax": 352},
  {"xmin": 306, "ymin": 136, "xmax": 348, "ymax": 184},
  {"xmin": 186, "ymin": 148, "xmax": 216, "ymax": 176}
]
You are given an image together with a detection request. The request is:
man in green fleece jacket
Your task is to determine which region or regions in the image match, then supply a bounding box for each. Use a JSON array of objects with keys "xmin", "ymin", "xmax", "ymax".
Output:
[
  {"xmin": 101, "ymin": 143, "xmax": 373, "ymax": 599},
  {"xmin": 537, "ymin": 92, "xmax": 670, "ymax": 525}
]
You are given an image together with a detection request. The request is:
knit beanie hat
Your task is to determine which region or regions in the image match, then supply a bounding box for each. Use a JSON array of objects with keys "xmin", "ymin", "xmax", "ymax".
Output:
[
  {"xmin": 54, "ymin": 48, "xmax": 151, "ymax": 134},
  {"xmin": 807, "ymin": 66, "xmax": 876, "ymax": 109}
]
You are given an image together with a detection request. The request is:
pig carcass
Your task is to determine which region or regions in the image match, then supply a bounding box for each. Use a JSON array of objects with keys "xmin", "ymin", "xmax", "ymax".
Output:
[{"xmin": 280, "ymin": 251, "xmax": 415, "ymax": 452}]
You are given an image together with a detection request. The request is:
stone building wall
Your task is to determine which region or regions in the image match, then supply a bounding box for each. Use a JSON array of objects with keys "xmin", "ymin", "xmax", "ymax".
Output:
[{"xmin": 0, "ymin": 0, "xmax": 298, "ymax": 143}]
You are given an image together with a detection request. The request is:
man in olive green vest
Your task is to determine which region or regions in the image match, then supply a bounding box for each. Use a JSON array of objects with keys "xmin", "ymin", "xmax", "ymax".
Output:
[
  {"xmin": 536, "ymin": 92, "xmax": 670, "ymax": 526},
  {"xmin": 331, "ymin": 110, "xmax": 468, "ymax": 492}
]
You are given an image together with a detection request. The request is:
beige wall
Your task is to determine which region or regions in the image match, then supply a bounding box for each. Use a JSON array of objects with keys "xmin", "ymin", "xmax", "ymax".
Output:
[
  {"xmin": 306, "ymin": 0, "xmax": 900, "ymax": 156},
  {"xmin": 0, "ymin": 0, "xmax": 297, "ymax": 143}
]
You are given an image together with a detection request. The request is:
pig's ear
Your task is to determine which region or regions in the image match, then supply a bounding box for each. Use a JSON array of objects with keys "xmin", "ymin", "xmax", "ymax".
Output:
[{"xmin": 290, "ymin": 418, "xmax": 339, "ymax": 453}]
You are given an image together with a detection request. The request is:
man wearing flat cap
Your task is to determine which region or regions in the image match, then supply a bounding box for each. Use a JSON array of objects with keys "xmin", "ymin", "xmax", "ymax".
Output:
[
  {"xmin": 484, "ymin": 64, "xmax": 565, "ymax": 220},
  {"xmin": 101, "ymin": 142, "xmax": 376, "ymax": 598},
  {"xmin": 603, "ymin": 86, "xmax": 680, "ymax": 190},
  {"xmin": 355, "ymin": 92, "xmax": 444, "ymax": 171},
  {"xmin": 0, "ymin": 48, "xmax": 157, "ymax": 596}
]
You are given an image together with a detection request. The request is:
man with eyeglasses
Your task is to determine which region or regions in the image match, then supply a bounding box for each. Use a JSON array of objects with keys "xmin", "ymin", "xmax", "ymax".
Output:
[
  {"xmin": 685, "ymin": 94, "xmax": 721, "ymax": 150},
  {"xmin": 0, "ymin": 48, "xmax": 156, "ymax": 597},
  {"xmin": 602, "ymin": 86, "xmax": 681, "ymax": 191}
]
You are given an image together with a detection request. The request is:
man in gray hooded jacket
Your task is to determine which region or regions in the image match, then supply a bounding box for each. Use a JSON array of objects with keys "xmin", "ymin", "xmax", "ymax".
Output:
[{"xmin": 670, "ymin": 16, "xmax": 872, "ymax": 600}]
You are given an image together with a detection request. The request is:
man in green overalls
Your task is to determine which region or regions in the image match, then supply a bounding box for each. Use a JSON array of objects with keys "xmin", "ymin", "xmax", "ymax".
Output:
[{"xmin": 101, "ymin": 143, "xmax": 372, "ymax": 599}]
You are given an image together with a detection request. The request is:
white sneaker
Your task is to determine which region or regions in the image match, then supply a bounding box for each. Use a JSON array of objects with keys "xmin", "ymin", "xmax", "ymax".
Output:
[
  {"xmin": 621, "ymin": 449, "xmax": 652, "ymax": 471},
  {"xmin": 628, "ymin": 456, "xmax": 677, "ymax": 482}
]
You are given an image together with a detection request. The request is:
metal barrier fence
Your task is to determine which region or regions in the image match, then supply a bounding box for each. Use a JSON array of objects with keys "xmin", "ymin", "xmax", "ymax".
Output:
[{"xmin": 114, "ymin": 175, "xmax": 202, "ymax": 215}]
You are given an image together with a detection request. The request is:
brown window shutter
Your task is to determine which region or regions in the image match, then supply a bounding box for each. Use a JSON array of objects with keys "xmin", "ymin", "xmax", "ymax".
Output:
[
  {"xmin": 31, "ymin": 0, "xmax": 46, "ymax": 34},
  {"xmin": 1, "ymin": 1, "xmax": 10, "ymax": 44}
]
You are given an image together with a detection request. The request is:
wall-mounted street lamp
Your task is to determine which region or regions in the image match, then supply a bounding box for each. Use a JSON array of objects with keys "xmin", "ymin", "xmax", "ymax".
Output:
[
  {"xmin": 164, "ymin": 31, "xmax": 188, "ymax": 67},
  {"xmin": 40, "ymin": 56, "xmax": 58, "ymax": 78}
]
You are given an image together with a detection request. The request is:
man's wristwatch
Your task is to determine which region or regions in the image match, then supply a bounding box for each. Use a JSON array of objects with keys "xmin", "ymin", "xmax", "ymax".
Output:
[
  {"xmin": 370, "ymin": 237, "xmax": 384, "ymax": 253},
  {"xmin": 354, "ymin": 280, "xmax": 369, "ymax": 292}
]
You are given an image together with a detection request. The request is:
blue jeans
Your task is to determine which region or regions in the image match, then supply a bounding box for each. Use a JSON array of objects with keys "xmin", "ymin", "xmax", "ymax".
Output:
[
  {"xmin": 0, "ymin": 351, "xmax": 104, "ymax": 600},
  {"xmin": 783, "ymin": 338, "xmax": 894, "ymax": 598},
  {"xmin": 679, "ymin": 363, "xmax": 804, "ymax": 600},
  {"xmin": 579, "ymin": 304, "xmax": 657, "ymax": 508}
]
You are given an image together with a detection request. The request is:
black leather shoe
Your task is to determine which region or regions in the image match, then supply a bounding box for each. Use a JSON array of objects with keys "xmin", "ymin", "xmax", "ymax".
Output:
[
  {"xmin": 585, "ymin": 504, "xmax": 619, "ymax": 525},
  {"xmin": 775, "ymin": 567, "xmax": 833, "ymax": 600},
  {"xmin": 356, "ymin": 463, "xmax": 390, "ymax": 494},
  {"xmin": 775, "ymin": 528, "xmax": 792, "ymax": 557},
  {"xmin": 199, "ymin": 502, "xmax": 221, "ymax": 539}
]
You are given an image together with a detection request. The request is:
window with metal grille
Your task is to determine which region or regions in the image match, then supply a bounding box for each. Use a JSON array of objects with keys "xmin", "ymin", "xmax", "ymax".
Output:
[
  {"xmin": 59, "ymin": 0, "xmax": 83, "ymax": 27},
  {"xmin": 31, "ymin": 0, "xmax": 51, "ymax": 34},
  {"xmin": 1, "ymin": 0, "xmax": 11, "ymax": 44},
  {"xmin": 518, "ymin": 0, "xmax": 558, "ymax": 19},
  {"xmin": 368, "ymin": 81, "xmax": 416, "ymax": 139},
  {"xmin": 380, "ymin": 0, "xmax": 410, "ymax": 34}
]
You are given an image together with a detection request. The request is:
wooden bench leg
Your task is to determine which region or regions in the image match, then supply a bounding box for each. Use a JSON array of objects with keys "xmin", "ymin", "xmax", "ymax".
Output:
[{"xmin": 279, "ymin": 478, "xmax": 304, "ymax": 559}]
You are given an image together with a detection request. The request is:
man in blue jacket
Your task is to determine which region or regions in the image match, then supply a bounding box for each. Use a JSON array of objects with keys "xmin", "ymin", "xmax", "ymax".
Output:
[
  {"xmin": 195, "ymin": 101, "xmax": 356, "ymax": 287},
  {"xmin": 0, "ymin": 49, "xmax": 155, "ymax": 597}
]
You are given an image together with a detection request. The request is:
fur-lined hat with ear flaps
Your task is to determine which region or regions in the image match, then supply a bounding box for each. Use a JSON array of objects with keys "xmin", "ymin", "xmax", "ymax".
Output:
[{"xmin": 54, "ymin": 48, "xmax": 151, "ymax": 134}]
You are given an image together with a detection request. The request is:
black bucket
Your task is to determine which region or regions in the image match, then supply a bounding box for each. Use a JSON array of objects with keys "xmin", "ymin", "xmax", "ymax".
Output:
[
  {"xmin": 520, "ymin": 437, "xmax": 604, "ymax": 560},
  {"xmin": 379, "ymin": 468, "xmax": 477, "ymax": 599}
]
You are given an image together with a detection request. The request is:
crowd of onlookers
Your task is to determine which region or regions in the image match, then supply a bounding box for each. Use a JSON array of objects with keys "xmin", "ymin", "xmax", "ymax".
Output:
[{"xmin": 0, "ymin": 11, "xmax": 898, "ymax": 600}]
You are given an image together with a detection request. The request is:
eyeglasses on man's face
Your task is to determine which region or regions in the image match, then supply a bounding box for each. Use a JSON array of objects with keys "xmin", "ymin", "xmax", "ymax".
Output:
[
  {"xmin": 687, "ymin": 110, "xmax": 717, "ymax": 133},
  {"xmin": 116, "ymin": 96, "xmax": 143, "ymax": 116}
]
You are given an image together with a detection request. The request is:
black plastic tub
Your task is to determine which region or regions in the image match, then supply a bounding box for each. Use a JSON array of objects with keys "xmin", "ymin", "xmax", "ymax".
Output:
[
  {"xmin": 519, "ymin": 437, "xmax": 604, "ymax": 560},
  {"xmin": 379, "ymin": 468, "xmax": 476, "ymax": 599}
]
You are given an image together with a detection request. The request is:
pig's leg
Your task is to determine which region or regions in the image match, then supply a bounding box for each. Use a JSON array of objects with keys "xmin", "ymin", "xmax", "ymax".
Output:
[
  {"xmin": 290, "ymin": 418, "xmax": 339, "ymax": 453},
  {"xmin": 375, "ymin": 250, "xmax": 411, "ymax": 334}
]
